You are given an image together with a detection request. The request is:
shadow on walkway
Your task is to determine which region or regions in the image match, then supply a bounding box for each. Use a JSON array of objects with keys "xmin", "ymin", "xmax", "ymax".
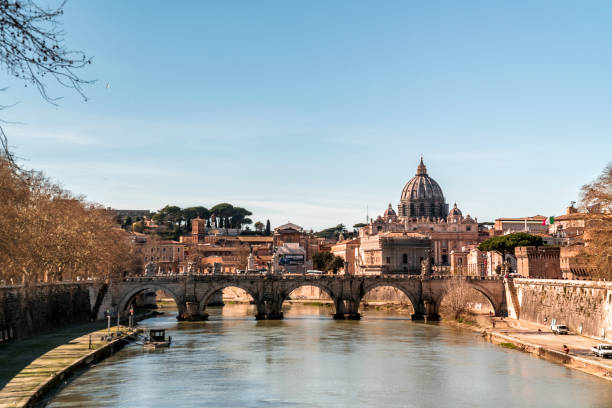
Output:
[{"xmin": 0, "ymin": 320, "xmax": 107, "ymax": 389}]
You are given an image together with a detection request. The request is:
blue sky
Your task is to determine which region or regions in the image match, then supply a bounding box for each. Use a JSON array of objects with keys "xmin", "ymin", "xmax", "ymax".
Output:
[{"xmin": 3, "ymin": 1, "xmax": 611, "ymax": 230}]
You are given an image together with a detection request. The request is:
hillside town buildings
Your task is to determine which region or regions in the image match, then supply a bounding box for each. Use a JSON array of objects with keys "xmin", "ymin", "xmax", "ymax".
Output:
[{"xmin": 128, "ymin": 159, "xmax": 604, "ymax": 281}]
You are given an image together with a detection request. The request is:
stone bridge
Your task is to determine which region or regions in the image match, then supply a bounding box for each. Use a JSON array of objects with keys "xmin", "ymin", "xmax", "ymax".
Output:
[{"xmin": 111, "ymin": 274, "xmax": 507, "ymax": 321}]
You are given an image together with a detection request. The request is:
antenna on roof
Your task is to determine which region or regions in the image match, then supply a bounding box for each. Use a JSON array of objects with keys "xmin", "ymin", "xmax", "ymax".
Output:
[{"xmin": 366, "ymin": 205, "xmax": 369, "ymax": 223}]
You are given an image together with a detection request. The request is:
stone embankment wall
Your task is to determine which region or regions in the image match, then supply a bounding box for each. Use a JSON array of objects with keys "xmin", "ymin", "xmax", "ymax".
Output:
[
  {"xmin": 513, "ymin": 278, "xmax": 612, "ymax": 340},
  {"xmin": 0, "ymin": 282, "xmax": 102, "ymax": 341}
]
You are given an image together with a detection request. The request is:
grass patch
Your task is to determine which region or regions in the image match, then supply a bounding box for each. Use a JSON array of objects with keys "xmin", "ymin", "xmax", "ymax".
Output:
[
  {"xmin": 455, "ymin": 316, "xmax": 477, "ymax": 325},
  {"xmin": 301, "ymin": 302, "xmax": 331, "ymax": 307},
  {"xmin": 500, "ymin": 342, "xmax": 517, "ymax": 349}
]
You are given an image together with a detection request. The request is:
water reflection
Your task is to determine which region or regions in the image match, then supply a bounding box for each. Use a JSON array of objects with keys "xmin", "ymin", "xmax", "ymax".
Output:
[{"xmin": 48, "ymin": 304, "xmax": 612, "ymax": 408}]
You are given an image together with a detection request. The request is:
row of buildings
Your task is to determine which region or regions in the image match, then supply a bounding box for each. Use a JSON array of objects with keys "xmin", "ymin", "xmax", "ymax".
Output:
[
  {"xmin": 132, "ymin": 221, "xmax": 334, "ymax": 275},
  {"xmin": 129, "ymin": 158, "xmax": 600, "ymax": 280}
]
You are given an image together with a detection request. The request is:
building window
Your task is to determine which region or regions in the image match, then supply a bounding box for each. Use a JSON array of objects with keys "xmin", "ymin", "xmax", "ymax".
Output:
[
  {"xmin": 466, "ymin": 226, "xmax": 471, "ymax": 231},
  {"xmin": 402, "ymin": 254, "xmax": 408, "ymax": 264},
  {"xmin": 386, "ymin": 257, "xmax": 391, "ymax": 264}
]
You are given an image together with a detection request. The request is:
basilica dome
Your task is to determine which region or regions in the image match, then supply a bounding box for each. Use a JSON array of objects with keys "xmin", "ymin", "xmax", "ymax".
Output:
[
  {"xmin": 448, "ymin": 203, "xmax": 462, "ymax": 217},
  {"xmin": 398, "ymin": 158, "xmax": 449, "ymax": 219},
  {"xmin": 384, "ymin": 203, "xmax": 397, "ymax": 217}
]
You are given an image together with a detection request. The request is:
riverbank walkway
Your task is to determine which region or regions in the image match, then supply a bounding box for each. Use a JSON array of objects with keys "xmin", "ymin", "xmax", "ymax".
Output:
[
  {"xmin": 0, "ymin": 326, "xmax": 133, "ymax": 408},
  {"xmin": 480, "ymin": 316, "xmax": 612, "ymax": 380}
]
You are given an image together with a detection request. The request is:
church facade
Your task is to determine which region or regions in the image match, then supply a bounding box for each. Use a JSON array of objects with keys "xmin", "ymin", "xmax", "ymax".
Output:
[{"xmin": 357, "ymin": 158, "xmax": 486, "ymax": 271}]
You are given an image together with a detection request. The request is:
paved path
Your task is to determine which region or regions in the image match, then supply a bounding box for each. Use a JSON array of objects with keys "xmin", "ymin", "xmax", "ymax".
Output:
[
  {"xmin": 479, "ymin": 316, "xmax": 612, "ymax": 377},
  {"xmin": 0, "ymin": 326, "xmax": 131, "ymax": 408},
  {"xmin": 0, "ymin": 320, "xmax": 109, "ymax": 389}
]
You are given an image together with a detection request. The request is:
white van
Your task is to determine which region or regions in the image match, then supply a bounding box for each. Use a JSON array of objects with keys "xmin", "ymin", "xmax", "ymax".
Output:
[{"xmin": 551, "ymin": 324, "xmax": 569, "ymax": 335}]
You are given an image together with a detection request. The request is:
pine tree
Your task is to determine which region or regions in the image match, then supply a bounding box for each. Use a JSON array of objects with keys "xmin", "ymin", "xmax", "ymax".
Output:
[{"xmin": 265, "ymin": 219, "xmax": 271, "ymax": 236}]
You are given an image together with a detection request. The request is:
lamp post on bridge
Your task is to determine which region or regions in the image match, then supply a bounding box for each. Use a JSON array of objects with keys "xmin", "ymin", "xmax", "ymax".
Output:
[{"xmin": 106, "ymin": 309, "xmax": 111, "ymax": 337}]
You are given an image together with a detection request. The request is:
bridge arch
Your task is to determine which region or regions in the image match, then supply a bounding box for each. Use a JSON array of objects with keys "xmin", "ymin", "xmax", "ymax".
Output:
[
  {"xmin": 198, "ymin": 282, "xmax": 259, "ymax": 314},
  {"xmin": 434, "ymin": 279, "xmax": 502, "ymax": 318},
  {"xmin": 280, "ymin": 282, "xmax": 337, "ymax": 316},
  {"xmin": 116, "ymin": 283, "xmax": 183, "ymax": 315},
  {"xmin": 359, "ymin": 281, "xmax": 420, "ymax": 312}
]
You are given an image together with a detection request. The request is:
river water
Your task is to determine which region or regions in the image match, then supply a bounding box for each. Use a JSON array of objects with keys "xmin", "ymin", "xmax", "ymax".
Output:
[{"xmin": 47, "ymin": 304, "xmax": 611, "ymax": 408}]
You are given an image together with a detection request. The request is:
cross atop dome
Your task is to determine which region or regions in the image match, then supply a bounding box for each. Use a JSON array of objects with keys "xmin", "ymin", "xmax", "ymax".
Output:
[{"xmin": 416, "ymin": 156, "xmax": 428, "ymax": 176}]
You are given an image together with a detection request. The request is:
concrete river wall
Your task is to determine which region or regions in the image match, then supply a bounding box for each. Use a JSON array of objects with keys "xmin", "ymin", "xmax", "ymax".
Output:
[{"xmin": 511, "ymin": 278, "xmax": 612, "ymax": 340}]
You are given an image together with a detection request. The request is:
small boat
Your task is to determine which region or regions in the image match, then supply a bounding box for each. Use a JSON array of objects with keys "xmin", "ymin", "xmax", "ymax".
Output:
[{"xmin": 143, "ymin": 329, "xmax": 172, "ymax": 350}]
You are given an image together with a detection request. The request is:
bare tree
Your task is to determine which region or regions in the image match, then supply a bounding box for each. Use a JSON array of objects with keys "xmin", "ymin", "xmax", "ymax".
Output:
[
  {"xmin": 0, "ymin": 0, "xmax": 92, "ymax": 160},
  {"xmin": 581, "ymin": 163, "xmax": 612, "ymax": 213},
  {"xmin": 0, "ymin": 0, "xmax": 92, "ymax": 102},
  {"xmin": 0, "ymin": 158, "xmax": 137, "ymax": 285},
  {"xmin": 440, "ymin": 280, "xmax": 471, "ymax": 320},
  {"xmin": 579, "ymin": 164, "xmax": 612, "ymax": 280}
]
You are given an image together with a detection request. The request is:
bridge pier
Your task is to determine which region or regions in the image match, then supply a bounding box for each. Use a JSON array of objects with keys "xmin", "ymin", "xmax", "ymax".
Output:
[
  {"xmin": 333, "ymin": 299, "xmax": 361, "ymax": 320},
  {"xmin": 333, "ymin": 313, "xmax": 361, "ymax": 320},
  {"xmin": 411, "ymin": 299, "xmax": 439, "ymax": 322},
  {"xmin": 177, "ymin": 301, "xmax": 209, "ymax": 321},
  {"xmin": 255, "ymin": 300, "xmax": 284, "ymax": 320}
]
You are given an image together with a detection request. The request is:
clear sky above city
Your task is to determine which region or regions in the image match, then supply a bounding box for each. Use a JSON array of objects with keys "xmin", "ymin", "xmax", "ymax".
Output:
[{"xmin": 3, "ymin": 1, "xmax": 611, "ymax": 230}]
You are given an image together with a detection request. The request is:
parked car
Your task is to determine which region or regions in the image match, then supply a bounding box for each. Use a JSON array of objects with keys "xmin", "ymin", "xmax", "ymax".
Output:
[
  {"xmin": 551, "ymin": 324, "xmax": 569, "ymax": 335},
  {"xmin": 306, "ymin": 270, "xmax": 323, "ymax": 275},
  {"xmin": 591, "ymin": 344, "xmax": 612, "ymax": 358}
]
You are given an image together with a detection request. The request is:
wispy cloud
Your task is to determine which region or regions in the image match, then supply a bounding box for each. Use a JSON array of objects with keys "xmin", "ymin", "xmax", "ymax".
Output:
[{"xmin": 10, "ymin": 126, "xmax": 101, "ymax": 146}]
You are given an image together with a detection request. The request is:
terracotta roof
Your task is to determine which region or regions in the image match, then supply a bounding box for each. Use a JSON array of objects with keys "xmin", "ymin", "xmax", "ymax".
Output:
[
  {"xmin": 495, "ymin": 216, "xmax": 546, "ymax": 221},
  {"xmin": 238, "ymin": 236, "xmax": 273, "ymax": 242},
  {"xmin": 199, "ymin": 246, "xmax": 247, "ymax": 252},
  {"xmin": 331, "ymin": 238, "xmax": 360, "ymax": 250},
  {"xmin": 379, "ymin": 232, "xmax": 429, "ymax": 239},
  {"xmin": 275, "ymin": 222, "xmax": 303, "ymax": 231},
  {"xmin": 554, "ymin": 213, "xmax": 597, "ymax": 221},
  {"xmin": 148, "ymin": 240, "xmax": 184, "ymax": 245}
]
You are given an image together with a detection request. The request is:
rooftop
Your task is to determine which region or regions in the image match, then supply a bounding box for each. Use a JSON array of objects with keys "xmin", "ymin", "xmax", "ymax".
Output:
[{"xmin": 275, "ymin": 222, "xmax": 303, "ymax": 232}]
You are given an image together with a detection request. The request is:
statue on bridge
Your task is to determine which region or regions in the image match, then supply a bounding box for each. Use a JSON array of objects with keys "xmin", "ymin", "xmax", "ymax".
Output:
[
  {"xmin": 420, "ymin": 251, "xmax": 432, "ymax": 277},
  {"xmin": 187, "ymin": 261, "xmax": 198, "ymax": 275},
  {"xmin": 271, "ymin": 251, "xmax": 280, "ymax": 274},
  {"xmin": 144, "ymin": 262, "xmax": 157, "ymax": 276}
]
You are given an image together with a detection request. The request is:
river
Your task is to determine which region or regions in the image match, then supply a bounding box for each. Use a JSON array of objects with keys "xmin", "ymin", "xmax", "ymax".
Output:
[{"xmin": 47, "ymin": 304, "xmax": 612, "ymax": 408}]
